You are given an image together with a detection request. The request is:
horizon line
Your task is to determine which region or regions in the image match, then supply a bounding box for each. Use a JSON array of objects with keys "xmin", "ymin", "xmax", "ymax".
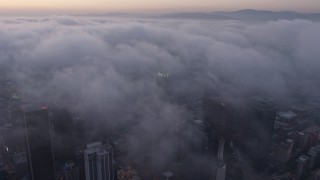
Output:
[{"xmin": 1, "ymin": 8, "xmax": 320, "ymax": 16}]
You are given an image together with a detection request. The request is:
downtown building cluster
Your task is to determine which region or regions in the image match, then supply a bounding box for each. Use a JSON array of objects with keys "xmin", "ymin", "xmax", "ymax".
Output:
[{"xmin": 1, "ymin": 71, "xmax": 320, "ymax": 180}]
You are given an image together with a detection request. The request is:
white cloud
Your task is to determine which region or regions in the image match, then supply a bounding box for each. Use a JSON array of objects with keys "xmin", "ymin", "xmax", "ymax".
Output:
[{"xmin": 1, "ymin": 16, "xmax": 320, "ymax": 167}]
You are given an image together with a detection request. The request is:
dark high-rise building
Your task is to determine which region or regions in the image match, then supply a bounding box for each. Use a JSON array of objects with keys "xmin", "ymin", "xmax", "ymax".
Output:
[
  {"xmin": 204, "ymin": 96, "xmax": 276, "ymax": 171},
  {"xmin": 204, "ymin": 97, "xmax": 234, "ymax": 137},
  {"xmin": 51, "ymin": 108, "xmax": 76, "ymax": 162},
  {"xmin": 24, "ymin": 109, "xmax": 56, "ymax": 180},
  {"xmin": 212, "ymin": 137, "xmax": 226, "ymax": 180},
  {"xmin": 245, "ymin": 96, "xmax": 276, "ymax": 169},
  {"xmin": 204, "ymin": 97, "xmax": 235, "ymax": 153}
]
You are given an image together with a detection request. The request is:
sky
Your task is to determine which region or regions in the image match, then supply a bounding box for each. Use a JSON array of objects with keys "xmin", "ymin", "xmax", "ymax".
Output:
[{"xmin": 0, "ymin": 0, "xmax": 320, "ymax": 14}]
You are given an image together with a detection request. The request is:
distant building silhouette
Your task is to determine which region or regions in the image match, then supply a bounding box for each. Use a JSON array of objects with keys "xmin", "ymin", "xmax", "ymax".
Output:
[
  {"xmin": 212, "ymin": 162, "xmax": 226, "ymax": 180},
  {"xmin": 246, "ymin": 96, "xmax": 276, "ymax": 170},
  {"xmin": 213, "ymin": 137, "xmax": 226, "ymax": 180},
  {"xmin": 24, "ymin": 109, "xmax": 56, "ymax": 180}
]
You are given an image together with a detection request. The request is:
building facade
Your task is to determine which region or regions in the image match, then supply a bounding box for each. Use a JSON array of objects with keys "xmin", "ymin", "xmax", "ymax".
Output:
[
  {"xmin": 84, "ymin": 142, "xmax": 114, "ymax": 180},
  {"xmin": 24, "ymin": 109, "xmax": 56, "ymax": 180}
]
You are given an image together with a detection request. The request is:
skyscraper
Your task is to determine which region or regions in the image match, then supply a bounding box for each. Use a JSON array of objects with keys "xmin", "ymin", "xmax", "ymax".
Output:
[
  {"xmin": 51, "ymin": 108, "xmax": 76, "ymax": 162},
  {"xmin": 217, "ymin": 138, "xmax": 225, "ymax": 161},
  {"xmin": 213, "ymin": 163, "xmax": 226, "ymax": 180},
  {"xmin": 84, "ymin": 142, "xmax": 114, "ymax": 180},
  {"xmin": 213, "ymin": 137, "xmax": 226, "ymax": 180},
  {"xmin": 246, "ymin": 96, "xmax": 276, "ymax": 170},
  {"xmin": 204, "ymin": 97, "xmax": 235, "ymax": 153},
  {"xmin": 204, "ymin": 97, "xmax": 234, "ymax": 138},
  {"xmin": 24, "ymin": 109, "xmax": 56, "ymax": 180}
]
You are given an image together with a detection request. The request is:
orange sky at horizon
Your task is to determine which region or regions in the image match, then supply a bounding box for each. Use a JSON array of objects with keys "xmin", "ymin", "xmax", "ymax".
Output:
[{"xmin": 0, "ymin": 0, "xmax": 319, "ymax": 14}]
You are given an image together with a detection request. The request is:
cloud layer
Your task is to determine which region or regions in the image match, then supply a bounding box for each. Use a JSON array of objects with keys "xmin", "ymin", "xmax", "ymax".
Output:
[{"xmin": 1, "ymin": 16, "xmax": 320, "ymax": 169}]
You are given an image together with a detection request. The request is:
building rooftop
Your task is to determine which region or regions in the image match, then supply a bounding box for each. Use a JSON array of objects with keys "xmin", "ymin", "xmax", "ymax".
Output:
[
  {"xmin": 308, "ymin": 149, "xmax": 317, "ymax": 156},
  {"xmin": 310, "ymin": 145, "xmax": 320, "ymax": 152},
  {"xmin": 64, "ymin": 161, "xmax": 75, "ymax": 169},
  {"xmin": 14, "ymin": 152, "xmax": 27, "ymax": 165},
  {"xmin": 306, "ymin": 100, "xmax": 320, "ymax": 109},
  {"xmin": 297, "ymin": 155, "xmax": 309, "ymax": 163},
  {"xmin": 85, "ymin": 142, "xmax": 113, "ymax": 155},
  {"xmin": 277, "ymin": 111, "xmax": 297, "ymax": 120},
  {"xmin": 290, "ymin": 103, "xmax": 311, "ymax": 113},
  {"xmin": 303, "ymin": 126, "xmax": 320, "ymax": 134},
  {"xmin": 250, "ymin": 96, "xmax": 274, "ymax": 110},
  {"xmin": 86, "ymin": 141, "xmax": 102, "ymax": 149},
  {"xmin": 162, "ymin": 171, "xmax": 174, "ymax": 178}
]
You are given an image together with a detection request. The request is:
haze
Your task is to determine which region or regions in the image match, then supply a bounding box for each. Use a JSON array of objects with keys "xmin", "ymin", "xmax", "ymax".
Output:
[{"xmin": 1, "ymin": 0, "xmax": 320, "ymax": 14}]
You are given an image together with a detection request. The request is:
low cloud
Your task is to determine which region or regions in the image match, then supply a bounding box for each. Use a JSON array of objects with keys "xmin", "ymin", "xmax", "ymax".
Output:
[{"xmin": 1, "ymin": 16, "xmax": 320, "ymax": 168}]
